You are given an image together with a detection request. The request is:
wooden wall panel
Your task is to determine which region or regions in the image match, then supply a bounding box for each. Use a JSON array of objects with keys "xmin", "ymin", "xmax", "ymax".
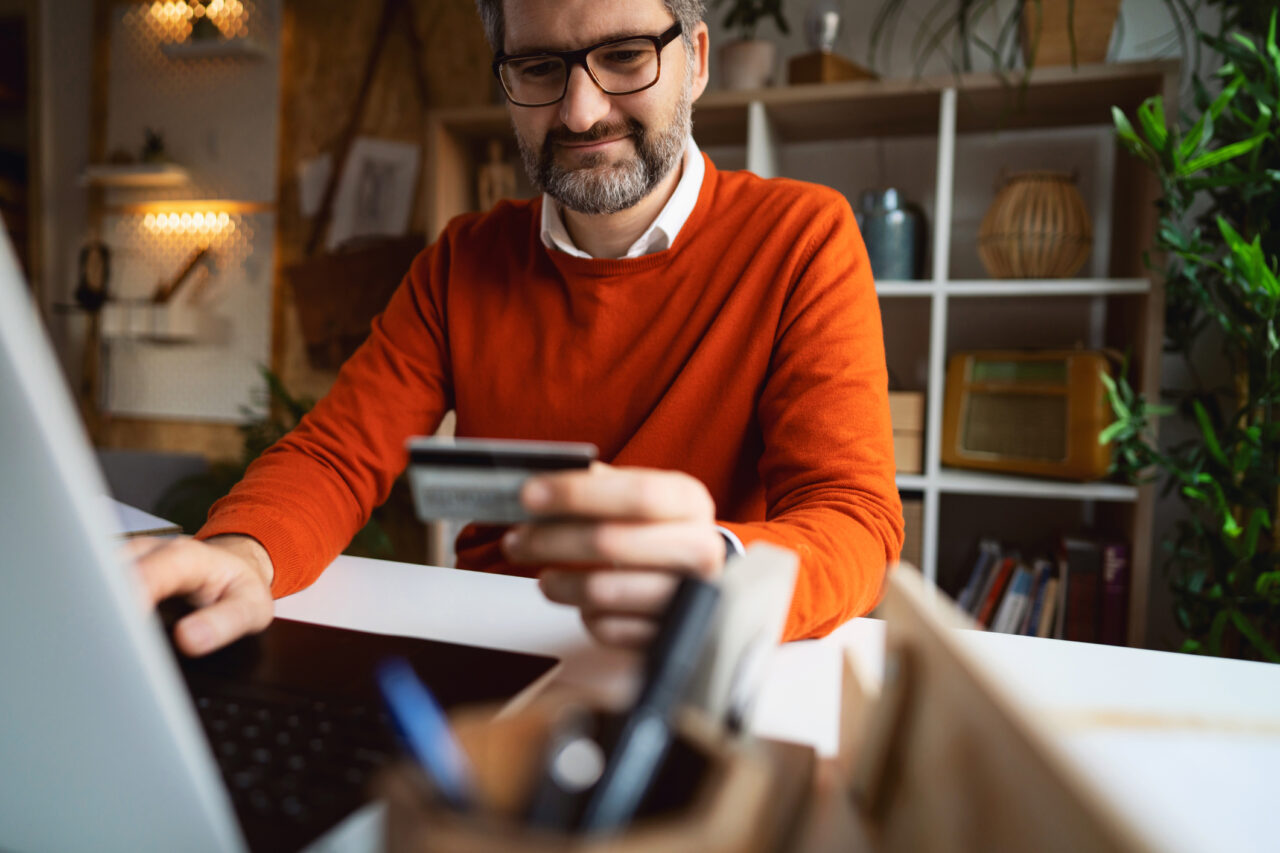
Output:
[{"xmin": 273, "ymin": 0, "xmax": 493, "ymax": 402}]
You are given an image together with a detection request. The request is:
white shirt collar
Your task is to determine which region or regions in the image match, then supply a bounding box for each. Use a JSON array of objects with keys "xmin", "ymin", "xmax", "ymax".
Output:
[{"xmin": 539, "ymin": 136, "xmax": 704, "ymax": 260}]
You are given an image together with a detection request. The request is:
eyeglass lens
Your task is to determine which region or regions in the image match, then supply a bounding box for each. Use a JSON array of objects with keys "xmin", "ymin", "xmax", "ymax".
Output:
[{"xmin": 500, "ymin": 38, "xmax": 660, "ymax": 105}]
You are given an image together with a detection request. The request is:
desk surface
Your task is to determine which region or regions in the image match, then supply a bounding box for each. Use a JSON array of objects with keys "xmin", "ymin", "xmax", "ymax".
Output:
[{"xmin": 273, "ymin": 553, "xmax": 1280, "ymax": 853}]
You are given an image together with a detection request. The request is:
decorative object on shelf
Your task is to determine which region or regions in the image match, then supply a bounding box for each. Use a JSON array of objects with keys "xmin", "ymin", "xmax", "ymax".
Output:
[
  {"xmin": 941, "ymin": 349, "xmax": 1114, "ymax": 482},
  {"xmin": 866, "ymin": 0, "xmax": 1182, "ymax": 77},
  {"xmin": 890, "ymin": 390, "xmax": 925, "ymax": 474},
  {"xmin": 189, "ymin": 8, "xmax": 222, "ymax": 42},
  {"xmin": 140, "ymin": 128, "xmax": 168, "ymax": 164},
  {"xmin": 714, "ymin": 0, "xmax": 789, "ymax": 90},
  {"xmin": 788, "ymin": 0, "xmax": 877, "ymax": 85},
  {"xmin": 977, "ymin": 171, "xmax": 1092, "ymax": 279},
  {"xmin": 804, "ymin": 0, "xmax": 840, "ymax": 52},
  {"xmin": 856, "ymin": 188, "xmax": 927, "ymax": 281},
  {"xmin": 1101, "ymin": 8, "xmax": 1280, "ymax": 662},
  {"xmin": 476, "ymin": 139, "xmax": 516, "ymax": 212},
  {"xmin": 151, "ymin": 245, "xmax": 211, "ymax": 304},
  {"xmin": 283, "ymin": 0, "xmax": 431, "ymax": 370},
  {"xmin": 1020, "ymin": 0, "xmax": 1121, "ymax": 68},
  {"xmin": 74, "ymin": 239, "xmax": 111, "ymax": 312},
  {"xmin": 98, "ymin": 235, "xmax": 221, "ymax": 344}
]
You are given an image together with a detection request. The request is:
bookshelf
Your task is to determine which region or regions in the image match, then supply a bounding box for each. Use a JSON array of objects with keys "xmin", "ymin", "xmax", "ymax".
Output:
[{"xmin": 424, "ymin": 60, "xmax": 1177, "ymax": 647}]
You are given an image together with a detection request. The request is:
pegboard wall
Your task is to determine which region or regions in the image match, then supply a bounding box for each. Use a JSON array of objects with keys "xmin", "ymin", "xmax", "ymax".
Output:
[{"xmin": 102, "ymin": 0, "xmax": 281, "ymax": 422}]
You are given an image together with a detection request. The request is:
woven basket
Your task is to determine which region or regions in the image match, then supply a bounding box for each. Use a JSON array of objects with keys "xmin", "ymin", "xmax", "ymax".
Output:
[{"xmin": 978, "ymin": 171, "xmax": 1093, "ymax": 279}]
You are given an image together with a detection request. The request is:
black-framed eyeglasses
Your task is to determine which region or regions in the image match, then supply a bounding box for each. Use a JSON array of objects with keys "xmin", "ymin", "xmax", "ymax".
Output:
[{"xmin": 493, "ymin": 21, "xmax": 683, "ymax": 108}]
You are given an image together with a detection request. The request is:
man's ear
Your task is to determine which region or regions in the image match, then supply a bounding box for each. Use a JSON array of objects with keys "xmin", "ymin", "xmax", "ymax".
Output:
[{"xmin": 690, "ymin": 20, "xmax": 710, "ymax": 101}]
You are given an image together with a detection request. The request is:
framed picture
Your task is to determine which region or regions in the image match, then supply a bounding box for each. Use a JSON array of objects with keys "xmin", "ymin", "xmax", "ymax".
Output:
[{"xmin": 326, "ymin": 137, "xmax": 420, "ymax": 250}]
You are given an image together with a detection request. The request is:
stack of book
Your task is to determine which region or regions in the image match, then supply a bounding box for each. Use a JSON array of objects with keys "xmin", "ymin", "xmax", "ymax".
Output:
[{"xmin": 953, "ymin": 535, "xmax": 1131, "ymax": 645}]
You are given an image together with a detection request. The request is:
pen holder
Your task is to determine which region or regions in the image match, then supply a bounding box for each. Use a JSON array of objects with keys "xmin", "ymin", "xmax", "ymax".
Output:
[{"xmin": 377, "ymin": 698, "xmax": 814, "ymax": 853}]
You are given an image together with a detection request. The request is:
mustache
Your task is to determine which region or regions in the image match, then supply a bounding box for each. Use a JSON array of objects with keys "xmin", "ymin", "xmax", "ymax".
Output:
[{"xmin": 546, "ymin": 119, "xmax": 644, "ymax": 146}]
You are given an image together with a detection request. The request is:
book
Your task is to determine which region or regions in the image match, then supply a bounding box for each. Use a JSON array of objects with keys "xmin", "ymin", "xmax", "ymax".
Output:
[
  {"xmin": 976, "ymin": 557, "xmax": 1017, "ymax": 628},
  {"xmin": 956, "ymin": 538, "xmax": 1001, "ymax": 613},
  {"xmin": 1059, "ymin": 536, "xmax": 1103, "ymax": 643},
  {"xmin": 991, "ymin": 565, "xmax": 1034, "ymax": 634},
  {"xmin": 1036, "ymin": 577, "xmax": 1060, "ymax": 638},
  {"xmin": 1019, "ymin": 559, "xmax": 1054, "ymax": 635},
  {"xmin": 1053, "ymin": 555, "xmax": 1069, "ymax": 639},
  {"xmin": 1099, "ymin": 541, "xmax": 1131, "ymax": 646}
]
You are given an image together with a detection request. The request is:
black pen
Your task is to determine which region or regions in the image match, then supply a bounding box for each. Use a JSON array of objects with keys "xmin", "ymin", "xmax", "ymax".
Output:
[{"xmin": 575, "ymin": 575, "xmax": 721, "ymax": 834}]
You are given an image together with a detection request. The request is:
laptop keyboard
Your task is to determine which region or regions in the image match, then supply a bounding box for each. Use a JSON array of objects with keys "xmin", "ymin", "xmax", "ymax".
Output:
[{"xmin": 188, "ymin": 675, "xmax": 397, "ymax": 852}]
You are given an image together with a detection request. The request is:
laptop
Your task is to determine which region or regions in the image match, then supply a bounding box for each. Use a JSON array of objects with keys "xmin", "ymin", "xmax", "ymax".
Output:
[{"xmin": 0, "ymin": 230, "xmax": 557, "ymax": 852}]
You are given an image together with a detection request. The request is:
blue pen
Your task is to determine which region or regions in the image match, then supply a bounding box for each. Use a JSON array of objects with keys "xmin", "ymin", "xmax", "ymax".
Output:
[{"xmin": 375, "ymin": 657, "xmax": 476, "ymax": 810}]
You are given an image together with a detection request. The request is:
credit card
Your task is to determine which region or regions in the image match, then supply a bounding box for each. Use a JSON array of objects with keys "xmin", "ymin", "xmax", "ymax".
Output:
[{"xmin": 407, "ymin": 436, "xmax": 598, "ymax": 523}]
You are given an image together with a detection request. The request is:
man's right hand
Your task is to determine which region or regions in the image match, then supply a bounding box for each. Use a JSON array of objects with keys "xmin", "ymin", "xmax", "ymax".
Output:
[{"xmin": 126, "ymin": 534, "xmax": 275, "ymax": 657}]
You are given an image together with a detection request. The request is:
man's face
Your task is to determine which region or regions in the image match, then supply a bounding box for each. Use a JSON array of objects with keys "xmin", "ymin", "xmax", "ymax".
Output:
[{"xmin": 501, "ymin": 0, "xmax": 708, "ymax": 215}]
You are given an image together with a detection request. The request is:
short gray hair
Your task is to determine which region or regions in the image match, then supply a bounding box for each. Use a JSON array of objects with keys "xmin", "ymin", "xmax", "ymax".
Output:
[{"xmin": 475, "ymin": 0, "xmax": 706, "ymax": 55}]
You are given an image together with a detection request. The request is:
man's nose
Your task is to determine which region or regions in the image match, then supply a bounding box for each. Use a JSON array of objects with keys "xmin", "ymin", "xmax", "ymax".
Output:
[{"xmin": 558, "ymin": 64, "xmax": 612, "ymax": 133}]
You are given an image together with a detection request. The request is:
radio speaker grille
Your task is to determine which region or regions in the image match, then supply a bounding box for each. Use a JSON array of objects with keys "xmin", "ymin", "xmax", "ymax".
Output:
[{"xmin": 962, "ymin": 393, "xmax": 1068, "ymax": 460}]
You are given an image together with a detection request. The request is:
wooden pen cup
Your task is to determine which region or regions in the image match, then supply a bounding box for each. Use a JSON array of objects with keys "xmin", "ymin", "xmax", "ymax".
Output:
[{"xmin": 377, "ymin": 698, "xmax": 814, "ymax": 853}]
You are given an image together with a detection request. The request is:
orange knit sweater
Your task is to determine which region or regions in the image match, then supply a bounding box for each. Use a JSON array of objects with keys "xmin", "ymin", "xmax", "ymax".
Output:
[{"xmin": 197, "ymin": 154, "xmax": 904, "ymax": 641}]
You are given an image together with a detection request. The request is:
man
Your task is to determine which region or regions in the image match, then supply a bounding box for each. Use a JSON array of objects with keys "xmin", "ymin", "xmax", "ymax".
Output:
[{"xmin": 132, "ymin": 0, "xmax": 903, "ymax": 657}]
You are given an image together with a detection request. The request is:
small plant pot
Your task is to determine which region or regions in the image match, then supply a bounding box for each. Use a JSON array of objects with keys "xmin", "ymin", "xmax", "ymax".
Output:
[
  {"xmin": 720, "ymin": 39, "xmax": 777, "ymax": 90},
  {"xmin": 1020, "ymin": 0, "xmax": 1122, "ymax": 67}
]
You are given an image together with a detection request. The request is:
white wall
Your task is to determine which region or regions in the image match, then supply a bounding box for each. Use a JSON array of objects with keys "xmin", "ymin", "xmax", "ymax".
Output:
[{"xmin": 36, "ymin": 0, "xmax": 282, "ymax": 422}]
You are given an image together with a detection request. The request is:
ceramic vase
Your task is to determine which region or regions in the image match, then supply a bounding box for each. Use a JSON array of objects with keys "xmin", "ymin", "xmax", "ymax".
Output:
[{"xmin": 856, "ymin": 188, "xmax": 928, "ymax": 281}]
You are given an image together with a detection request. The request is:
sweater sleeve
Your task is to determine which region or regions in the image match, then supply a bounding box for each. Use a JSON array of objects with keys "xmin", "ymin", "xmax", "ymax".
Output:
[
  {"xmin": 719, "ymin": 197, "xmax": 904, "ymax": 640},
  {"xmin": 194, "ymin": 242, "xmax": 455, "ymax": 597}
]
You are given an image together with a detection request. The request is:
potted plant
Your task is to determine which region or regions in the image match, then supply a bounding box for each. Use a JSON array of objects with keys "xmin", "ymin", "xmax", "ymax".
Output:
[
  {"xmin": 714, "ymin": 0, "xmax": 790, "ymax": 90},
  {"xmin": 155, "ymin": 367, "xmax": 399, "ymax": 559},
  {"xmin": 867, "ymin": 0, "xmax": 1188, "ymax": 77},
  {"xmin": 1102, "ymin": 8, "xmax": 1280, "ymax": 661}
]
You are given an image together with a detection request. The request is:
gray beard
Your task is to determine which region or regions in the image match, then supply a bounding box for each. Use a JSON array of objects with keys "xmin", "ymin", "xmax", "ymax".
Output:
[{"xmin": 516, "ymin": 81, "xmax": 692, "ymax": 216}]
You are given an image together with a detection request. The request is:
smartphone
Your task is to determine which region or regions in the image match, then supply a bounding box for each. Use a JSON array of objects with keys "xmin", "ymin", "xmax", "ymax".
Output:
[{"xmin": 407, "ymin": 436, "xmax": 598, "ymax": 523}]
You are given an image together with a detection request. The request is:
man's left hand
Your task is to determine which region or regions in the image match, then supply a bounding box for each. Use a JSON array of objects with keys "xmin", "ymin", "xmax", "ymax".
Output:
[{"xmin": 500, "ymin": 463, "xmax": 726, "ymax": 649}]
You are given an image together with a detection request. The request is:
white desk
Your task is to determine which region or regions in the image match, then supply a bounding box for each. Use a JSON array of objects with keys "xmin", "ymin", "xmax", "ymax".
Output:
[{"xmin": 274, "ymin": 554, "xmax": 1279, "ymax": 853}]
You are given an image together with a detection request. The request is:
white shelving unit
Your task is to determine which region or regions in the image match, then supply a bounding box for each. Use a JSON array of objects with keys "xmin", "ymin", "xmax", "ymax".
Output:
[{"xmin": 425, "ymin": 60, "xmax": 1177, "ymax": 645}]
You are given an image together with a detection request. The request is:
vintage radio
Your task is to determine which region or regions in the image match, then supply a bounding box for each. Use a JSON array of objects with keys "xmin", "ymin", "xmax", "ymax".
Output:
[{"xmin": 941, "ymin": 350, "xmax": 1114, "ymax": 481}]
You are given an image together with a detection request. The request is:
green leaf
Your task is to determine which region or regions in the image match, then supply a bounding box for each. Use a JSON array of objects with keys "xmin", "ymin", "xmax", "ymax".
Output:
[
  {"xmin": 1241, "ymin": 507, "xmax": 1270, "ymax": 560},
  {"xmin": 1112, "ymin": 107, "xmax": 1145, "ymax": 155},
  {"xmin": 1191, "ymin": 399, "xmax": 1229, "ymax": 468},
  {"xmin": 1098, "ymin": 420, "xmax": 1127, "ymax": 444},
  {"xmin": 1136, "ymin": 97, "xmax": 1169, "ymax": 151},
  {"xmin": 1230, "ymin": 611, "xmax": 1280, "ymax": 663},
  {"xmin": 1231, "ymin": 31, "xmax": 1259, "ymax": 55},
  {"xmin": 1182, "ymin": 134, "xmax": 1268, "ymax": 174},
  {"xmin": 1207, "ymin": 609, "xmax": 1231, "ymax": 654}
]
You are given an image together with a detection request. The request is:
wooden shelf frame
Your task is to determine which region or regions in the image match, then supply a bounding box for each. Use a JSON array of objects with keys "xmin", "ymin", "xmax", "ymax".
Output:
[{"xmin": 425, "ymin": 60, "xmax": 1179, "ymax": 646}]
